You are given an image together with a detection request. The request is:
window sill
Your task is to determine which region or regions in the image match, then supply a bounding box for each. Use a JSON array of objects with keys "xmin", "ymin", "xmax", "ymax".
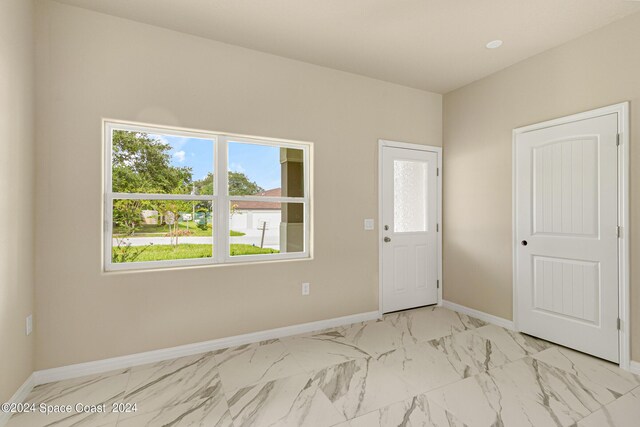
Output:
[{"xmin": 102, "ymin": 253, "xmax": 313, "ymax": 275}]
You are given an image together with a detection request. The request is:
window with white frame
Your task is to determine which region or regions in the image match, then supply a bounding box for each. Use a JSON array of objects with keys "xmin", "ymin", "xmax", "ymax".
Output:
[{"xmin": 104, "ymin": 121, "xmax": 311, "ymax": 271}]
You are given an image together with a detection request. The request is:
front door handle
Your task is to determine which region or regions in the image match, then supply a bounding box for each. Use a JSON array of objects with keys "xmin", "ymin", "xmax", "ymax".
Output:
[{"xmin": 384, "ymin": 237, "xmax": 391, "ymax": 243}]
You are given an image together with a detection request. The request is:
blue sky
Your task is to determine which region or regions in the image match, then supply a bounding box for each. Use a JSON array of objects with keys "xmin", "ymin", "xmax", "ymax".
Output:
[
  {"xmin": 228, "ymin": 141, "xmax": 281, "ymax": 190},
  {"xmin": 157, "ymin": 135, "xmax": 281, "ymax": 190}
]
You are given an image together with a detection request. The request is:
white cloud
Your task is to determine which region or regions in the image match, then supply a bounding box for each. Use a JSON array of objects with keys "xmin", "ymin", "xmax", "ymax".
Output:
[
  {"xmin": 230, "ymin": 162, "xmax": 245, "ymax": 173},
  {"xmin": 173, "ymin": 151, "xmax": 186, "ymax": 162},
  {"xmin": 157, "ymin": 135, "xmax": 189, "ymax": 150}
]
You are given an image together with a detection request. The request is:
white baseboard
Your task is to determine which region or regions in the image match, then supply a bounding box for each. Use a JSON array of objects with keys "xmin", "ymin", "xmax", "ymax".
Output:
[
  {"xmin": 629, "ymin": 361, "xmax": 640, "ymax": 375},
  {"xmin": 442, "ymin": 300, "xmax": 515, "ymax": 330},
  {"xmin": 33, "ymin": 310, "xmax": 380, "ymax": 386},
  {"xmin": 0, "ymin": 374, "xmax": 35, "ymax": 427}
]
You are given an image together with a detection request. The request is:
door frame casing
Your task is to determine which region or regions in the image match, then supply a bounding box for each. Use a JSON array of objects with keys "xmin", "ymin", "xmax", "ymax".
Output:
[
  {"xmin": 512, "ymin": 102, "xmax": 630, "ymax": 370},
  {"xmin": 378, "ymin": 139, "xmax": 443, "ymax": 317}
]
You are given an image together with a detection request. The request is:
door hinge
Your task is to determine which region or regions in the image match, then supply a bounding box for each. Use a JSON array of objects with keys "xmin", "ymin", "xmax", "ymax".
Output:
[
  {"xmin": 436, "ymin": 223, "xmax": 440, "ymax": 232},
  {"xmin": 617, "ymin": 226, "xmax": 621, "ymax": 238},
  {"xmin": 616, "ymin": 133, "xmax": 621, "ymax": 146},
  {"xmin": 437, "ymin": 279, "xmax": 440, "ymax": 289},
  {"xmin": 437, "ymin": 168, "xmax": 440, "ymax": 177},
  {"xmin": 617, "ymin": 318, "xmax": 621, "ymax": 330}
]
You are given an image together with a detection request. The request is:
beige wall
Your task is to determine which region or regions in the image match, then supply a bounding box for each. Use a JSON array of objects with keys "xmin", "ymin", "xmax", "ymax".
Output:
[
  {"xmin": 443, "ymin": 11, "xmax": 640, "ymax": 360},
  {"xmin": 0, "ymin": 0, "xmax": 36, "ymax": 401},
  {"xmin": 34, "ymin": 1, "xmax": 441, "ymax": 370}
]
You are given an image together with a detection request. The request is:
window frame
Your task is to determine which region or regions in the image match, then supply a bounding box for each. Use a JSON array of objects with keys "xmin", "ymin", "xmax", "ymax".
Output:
[{"xmin": 103, "ymin": 120, "xmax": 312, "ymax": 272}]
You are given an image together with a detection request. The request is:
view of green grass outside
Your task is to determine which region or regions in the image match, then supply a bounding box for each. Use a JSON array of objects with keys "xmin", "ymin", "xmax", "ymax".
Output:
[{"xmin": 113, "ymin": 243, "xmax": 278, "ymax": 262}]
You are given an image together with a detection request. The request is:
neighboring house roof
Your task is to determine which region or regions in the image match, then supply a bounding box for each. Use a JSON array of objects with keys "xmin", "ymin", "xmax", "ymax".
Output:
[{"xmin": 233, "ymin": 188, "xmax": 281, "ymax": 210}]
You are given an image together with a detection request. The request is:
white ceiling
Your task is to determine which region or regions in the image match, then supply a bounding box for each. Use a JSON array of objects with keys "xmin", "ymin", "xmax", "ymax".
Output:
[{"xmin": 53, "ymin": 0, "xmax": 640, "ymax": 93}]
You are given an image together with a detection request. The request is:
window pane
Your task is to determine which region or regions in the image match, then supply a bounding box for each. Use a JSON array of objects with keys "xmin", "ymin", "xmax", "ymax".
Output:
[
  {"xmin": 394, "ymin": 160, "xmax": 428, "ymax": 232},
  {"xmin": 229, "ymin": 202, "xmax": 304, "ymax": 256},
  {"xmin": 228, "ymin": 141, "xmax": 304, "ymax": 197},
  {"xmin": 111, "ymin": 129, "xmax": 214, "ymax": 195},
  {"xmin": 112, "ymin": 199, "xmax": 213, "ymax": 263}
]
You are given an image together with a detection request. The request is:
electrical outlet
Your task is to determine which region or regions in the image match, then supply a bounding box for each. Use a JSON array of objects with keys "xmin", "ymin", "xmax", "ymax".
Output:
[
  {"xmin": 26, "ymin": 315, "xmax": 33, "ymax": 336},
  {"xmin": 302, "ymin": 282, "xmax": 310, "ymax": 295},
  {"xmin": 364, "ymin": 219, "xmax": 375, "ymax": 230}
]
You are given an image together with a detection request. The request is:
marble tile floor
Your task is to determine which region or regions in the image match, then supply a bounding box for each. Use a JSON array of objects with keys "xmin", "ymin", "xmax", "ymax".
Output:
[{"xmin": 7, "ymin": 306, "xmax": 639, "ymax": 427}]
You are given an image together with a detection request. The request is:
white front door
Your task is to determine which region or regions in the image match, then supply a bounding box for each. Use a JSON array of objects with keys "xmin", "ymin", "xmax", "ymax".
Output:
[
  {"xmin": 381, "ymin": 146, "xmax": 439, "ymax": 313},
  {"xmin": 515, "ymin": 113, "xmax": 619, "ymax": 362}
]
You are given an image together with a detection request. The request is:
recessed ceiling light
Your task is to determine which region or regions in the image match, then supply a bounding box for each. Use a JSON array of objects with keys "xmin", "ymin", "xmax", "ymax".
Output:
[{"xmin": 486, "ymin": 40, "xmax": 503, "ymax": 49}]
